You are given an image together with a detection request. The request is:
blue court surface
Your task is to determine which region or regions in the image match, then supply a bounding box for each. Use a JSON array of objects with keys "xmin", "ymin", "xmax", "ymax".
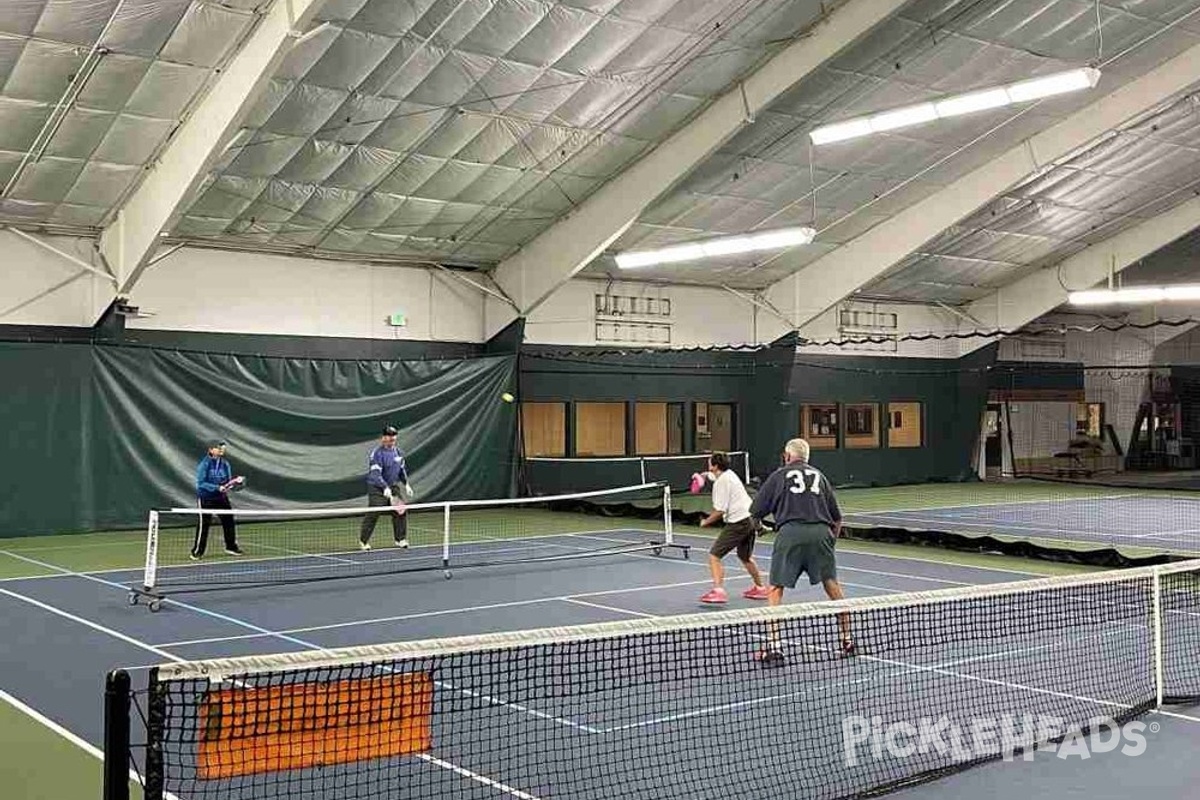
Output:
[
  {"xmin": 1, "ymin": 529, "xmax": 1197, "ymax": 800},
  {"xmin": 847, "ymin": 495, "xmax": 1200, "ymax": 555}
]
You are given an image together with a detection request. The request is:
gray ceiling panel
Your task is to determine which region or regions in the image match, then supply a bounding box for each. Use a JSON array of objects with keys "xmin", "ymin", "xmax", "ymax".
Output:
[
  {"xmin": 123, "ymin": 60, "xmax": 208, "ymax": 118},
  {"xmin": 102, "ymin": 0, "xmax": 192, "ymax": 59},
  {"xmin": 9, "ymin": 156, "xmax": 85, "ymax": 202},
  {"xmin": 89, "ymin": 113, "xmax": 171, "ymax": 164},
  {"xmin": 2, "ymin": 0, "xmax": 1199, "ymax": 294},
  {"xmin": 159, "ymin": 3, "xmax": 249, "ymax": 68},
  {"xmin": 43, "ymin": 107, "xmax": 115, "ymax": 159},
  {"xmin": 3, "ymin": 39, "xmax": 82, "ymax": 102}
]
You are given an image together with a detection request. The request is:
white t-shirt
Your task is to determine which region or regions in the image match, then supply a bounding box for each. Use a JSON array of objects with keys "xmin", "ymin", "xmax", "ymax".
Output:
[{"xmin": 711, "ymin": 469, "xmax": 752, "ymax": 524}]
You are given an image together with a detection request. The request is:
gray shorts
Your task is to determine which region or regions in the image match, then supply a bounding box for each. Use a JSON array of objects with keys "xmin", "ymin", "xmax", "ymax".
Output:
[{"xmin": 769, "ymin": 521, "xmax": 837, "ymax": 588}]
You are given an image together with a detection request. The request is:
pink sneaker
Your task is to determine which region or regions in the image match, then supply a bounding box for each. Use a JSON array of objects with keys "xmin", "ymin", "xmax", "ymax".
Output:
[
  {"xmin": 699, "ymin": 587, "xmax": 729, "ymax": 604},
  {"xmin": 742, "ymin": 585, "xmax": 771, "ymax": 600}
]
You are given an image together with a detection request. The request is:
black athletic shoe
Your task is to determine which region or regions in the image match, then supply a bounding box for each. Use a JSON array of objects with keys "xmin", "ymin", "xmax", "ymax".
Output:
[{"xmin": 224, "ymin": 545, "xmax": 244, "ymax": 556}]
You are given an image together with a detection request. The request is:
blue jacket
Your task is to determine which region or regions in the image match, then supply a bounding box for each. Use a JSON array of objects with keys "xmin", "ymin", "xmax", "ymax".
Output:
[
  {"xmin": 196, "ymin": 456, "xmax": 233, "ymax": 500},
  {"xmin": 367, "ymin": 445, "xmax": 409, "ymax": 490}
]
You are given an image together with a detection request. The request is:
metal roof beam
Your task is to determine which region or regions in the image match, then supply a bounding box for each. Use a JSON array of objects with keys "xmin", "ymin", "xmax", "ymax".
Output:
[
  {"xmin": 490, "ymin": 0, "xmax": 908, "ymax": 315},
  {"xmin": 96, "ymin": 0, "xmax": 325, "ymax": 310},
  {"xmin": 958, "ymin": 194, "xmax": 1200, "ymax": 354},
  {"xmin": 765, "ymin": 38, "xmax": 1200, "ymax": 334}
]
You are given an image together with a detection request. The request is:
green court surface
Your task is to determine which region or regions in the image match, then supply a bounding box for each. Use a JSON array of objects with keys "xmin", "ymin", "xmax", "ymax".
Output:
[{"xmin": 0, "ymin": 691, "xmax": 142, "ymax": 800}]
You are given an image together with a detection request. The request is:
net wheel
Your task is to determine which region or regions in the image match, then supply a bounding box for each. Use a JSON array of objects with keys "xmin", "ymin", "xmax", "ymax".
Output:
[
  {"xmin": 148, "ymin": 598, "xmax": 163, "ymax": 613},
  {"xmin": 443, "ymin": 570, "xmax": 453, "ymax": 580},
  {"xmin": 652, "ymin": 546, "xmax": 662, "ymax": 557},
  {"xmin": 127, "ymin": 591, "xmax": 139, "ymax": 606}
]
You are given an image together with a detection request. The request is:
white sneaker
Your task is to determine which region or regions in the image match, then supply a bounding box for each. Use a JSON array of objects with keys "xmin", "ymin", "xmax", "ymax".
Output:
[
  {"xmin": 359, "ymin": 541, "xmax": 371, "ymax": 551},
  {"xmin": 394, "ymin": 539, "xmax": 409, "ymax": 549}
]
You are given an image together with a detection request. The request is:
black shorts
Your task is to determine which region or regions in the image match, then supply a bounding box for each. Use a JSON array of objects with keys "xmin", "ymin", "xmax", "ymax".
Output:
[
  {"xmin": 710, "ymin": 517, "xmax": 757, "ymax": 561},
  {"xmin": 769, "ymin": 521, "xmax": 837, "ymax": 588}
]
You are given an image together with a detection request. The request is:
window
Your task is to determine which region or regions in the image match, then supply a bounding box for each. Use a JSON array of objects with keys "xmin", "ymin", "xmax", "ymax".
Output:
[
  {"xmin": 801, "ymin": 404, "xmax": 838, "ymax": 450},
  {"xmin": 634, "ymin": 402, "xmax": 689, "ymax": 454},
  {"xmin": 845, "ymin": 403, "xmax": 880, "ymax": 449},
  {"xmin": 696, "ymin": 402, "xmax": 735, "ymax": 452},
  {"xmin": 636, "ymin": 402, "xmax": 668, "ymax": 455},
  {"xmin": 521, "ymin": 402, "xmax": 566, "ymax": 457},
  {"xmin": 887, "ymin": 402, "xmax": 923, "ymax": 448},
  {"xmin": 575, "ymin": 402, "xmax": 626, "ymax": 456}
]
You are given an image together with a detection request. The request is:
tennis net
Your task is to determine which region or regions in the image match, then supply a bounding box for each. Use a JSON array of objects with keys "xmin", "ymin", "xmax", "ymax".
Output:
[
  {"xmin": 106, "ymin": 559, "xmax": 1200, "ymax": 800},
  {"xmin": 131, "ymin": 482, "xmax": 678, "ymax": 607},
  {"xmin": 524, "ymin": 451, "xmax": 749, "ymax": 495}
]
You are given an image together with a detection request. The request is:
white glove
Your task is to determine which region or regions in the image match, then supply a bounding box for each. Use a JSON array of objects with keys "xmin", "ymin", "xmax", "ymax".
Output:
[
  {"xmin": 382, "ymin": 487, "xmax": 393, "ymax": 501},
  {"xmin": 403, "ymin": 482, "xmax": 414, "ymax": 499}
]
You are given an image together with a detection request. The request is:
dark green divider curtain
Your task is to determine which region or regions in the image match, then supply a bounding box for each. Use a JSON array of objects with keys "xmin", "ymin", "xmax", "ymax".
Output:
[{"xmin": 1, "ymin": 342, "xmax": 517, "ymax": 536}]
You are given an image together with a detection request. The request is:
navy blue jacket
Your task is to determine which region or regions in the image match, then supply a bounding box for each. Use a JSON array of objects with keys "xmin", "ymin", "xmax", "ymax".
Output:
[
  {"xmin": 750, "ymin": 460, "xmax": 842, "ymax": 529},
  {"xmin": 366, "ymin": 445, "xmax": 409, "ymax": 490},
  {"xmin": 196, "ymin": 456, "xmax": 233, "ymax": 500}
]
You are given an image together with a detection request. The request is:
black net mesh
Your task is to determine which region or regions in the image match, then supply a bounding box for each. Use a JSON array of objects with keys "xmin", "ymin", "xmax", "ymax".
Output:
[{"xmin": 130, "ymin": 562, "xmax": 1200, "ymax": 800}]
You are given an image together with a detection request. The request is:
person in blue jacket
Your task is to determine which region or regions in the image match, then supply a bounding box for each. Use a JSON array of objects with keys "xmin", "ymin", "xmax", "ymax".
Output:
[
  {"xmin": 192, "ymin": 440, "xmax": 244, "ymax": 559},
  {"xmin": 359, "ymin": 425, "xmax": 414, "ymax": 550}
]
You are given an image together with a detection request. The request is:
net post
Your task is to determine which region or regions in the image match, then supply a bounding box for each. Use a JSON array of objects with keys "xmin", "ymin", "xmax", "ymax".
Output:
[
  {"xmin": 442, "ymin": 503, "xmax": 451, "ymax": 571},
  {"xmin": 663, "ymin": 484, "xmax": 673, "ymax": 546},
  {"xmin": 102, "ymin": 669, "xmax": 131, "ymax": 800},
  {"xmin": 639, "ymin": 458, "xmax": 647, "ymax": 485},
  {"xmin": 1152, "ymin": 566, "xmax": 1165, "ymax": 709},
  {"xmin": 743, "ymin": 450, "xmax": 751, "ymax": 484},
  {"xmin": 143, "ymin": 668, "xmax": 166, "ymax": 800},
  {"xmin": 142, "ymin": 510, "xmax": 160, "ymax": 593}
]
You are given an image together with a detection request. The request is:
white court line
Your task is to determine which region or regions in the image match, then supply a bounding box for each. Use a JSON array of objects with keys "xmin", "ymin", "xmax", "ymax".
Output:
[
  {"xmin": 0, "ymin": 587, "xmax": 183, "ymax": 663},
  {"xmin": 0, "ymin": 552, "xmax": 547, "ymax": 799},
  {"xmin": 661, "ymin": 530, "xmax": 1053, "ymax": 577},
  {"xmin": 842, "ymin": 513, "xmax": 1144, "ymax": 540},
  {"xmin": 598, "ymin": 624, "xmax": 1143, "ymax": 734},
  {"xmin": 564, "ymin": 534, "xmax": 1198, "ymax": 734},
  {"xmin": 562, "ymin": 597, "xmax": 657, "ymax": 619},
  {"xmin": 158, "ymin": 576, "xmax": 729, "ymax": 648},
  {"xmin": 416, "ymin": 753, "xmax": 542, "ymax": 799},
  {"xmin": 845, "ymin": 493, "xmax": 1143, "ymax": 516},
  {"xmin": 0, "ymin": 687, "xmax": 183, "ymax": 800}
]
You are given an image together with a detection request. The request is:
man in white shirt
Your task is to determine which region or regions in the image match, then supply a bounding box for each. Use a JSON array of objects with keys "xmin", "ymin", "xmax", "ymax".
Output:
[{"xmin": 694, "ymin": 452, "xmax": 770, "ymax": 604}]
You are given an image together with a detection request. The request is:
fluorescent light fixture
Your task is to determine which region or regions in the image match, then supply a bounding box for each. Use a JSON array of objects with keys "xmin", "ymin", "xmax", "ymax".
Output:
[
  {"xmin": 614, "ymin": 226, "xmax": 815, "ymax": 269},
  {"xmin": 810, "ymin": 67, "xmax": 1101, "ymax": 145},
  {"xmin": 1068, "ymin": 285, "xmax": 1200, "ymax": 305},
  {"xmin": 870, "ymin": 102, "xmax": 937, "ymax": 132}
]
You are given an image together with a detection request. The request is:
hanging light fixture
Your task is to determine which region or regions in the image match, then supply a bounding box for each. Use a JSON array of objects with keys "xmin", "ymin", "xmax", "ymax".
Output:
[
  {"xmin": 614, "ymin": 226, "xmax": 816, "ymax": 269},
  {"xmin": 810, "ymin": 67, "xmax": 1102, "ymax": 145},
  {"xmin": 1069, "ymin": 285, "xmax": 1200, "ymax": 305}
]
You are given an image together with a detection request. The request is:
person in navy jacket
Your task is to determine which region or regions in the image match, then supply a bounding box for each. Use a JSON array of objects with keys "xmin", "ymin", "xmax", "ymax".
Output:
[
  {"xmin": 192, "ymin": 440, "xmax": 244, "ymax": 559},
  {"xmin": 359, "ymin": 425, "xmax": 414, "ymax": 550}
]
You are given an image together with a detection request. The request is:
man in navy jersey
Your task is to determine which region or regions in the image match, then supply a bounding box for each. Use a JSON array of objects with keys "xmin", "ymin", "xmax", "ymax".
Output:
[
  {"xmin": 192, "ymin": 440, "xmax": 244, "ymax": 559},
  {"xmin": 750, "ymin": 438, "xmax": 853, "ymax": 661},
  {"xmin": 359, "ymin": 425, "xmax": 414, "ymax": 550}
]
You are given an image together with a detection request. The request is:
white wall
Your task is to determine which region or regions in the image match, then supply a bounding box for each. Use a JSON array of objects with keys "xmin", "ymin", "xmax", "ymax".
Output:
[
  {"xmin": 3, "ymin": 234, "xmax": 979, "ymax": 362},
  {"xmin": 0, "ymin": 232, "xmax": 113, "ymax": 326},
  {"xmin": 798, "ymin": 303, "xmax": 962, "ymax": 358},
  {"xmin": 498, "ymin": 278, "xmax": 762, "ymax": 347},
  {"xmin": 127, "ymin": 247, "xmax": 484, "ymax": 341}
]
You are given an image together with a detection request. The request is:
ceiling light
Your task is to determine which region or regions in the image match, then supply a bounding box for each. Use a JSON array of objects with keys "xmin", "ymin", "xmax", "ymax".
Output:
[
  {"xmin": 1068, "ymin": 284, "xmax": 1200, "ymax": 305},
  {"xmin": 810, "ymin": 68, "xmax": 1101, "ymax": 145},
  {"xmin": 615, "ymin": 226, "xmax": 816, "ymax": 269}
]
